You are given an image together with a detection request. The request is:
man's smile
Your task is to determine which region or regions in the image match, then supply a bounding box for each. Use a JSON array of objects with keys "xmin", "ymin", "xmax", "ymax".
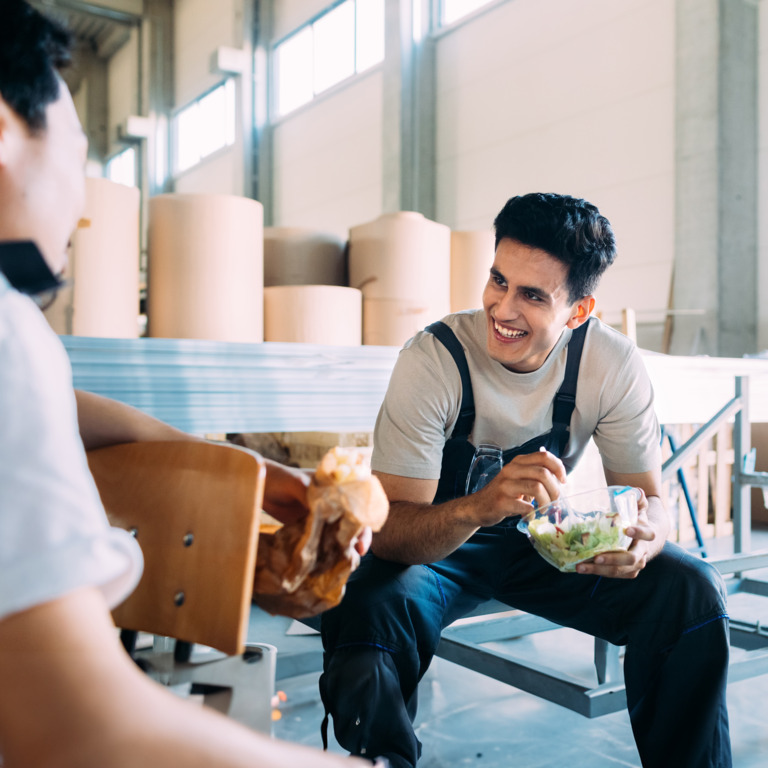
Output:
[{"xmin": 493, "ymin": 320, "xmax": 528, "ymax": 339}]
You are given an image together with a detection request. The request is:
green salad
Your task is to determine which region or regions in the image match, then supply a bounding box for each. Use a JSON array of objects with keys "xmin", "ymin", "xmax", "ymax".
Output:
[{"xmin": 525, "ymin": 511, "xmax": 630, "ymax": 571}]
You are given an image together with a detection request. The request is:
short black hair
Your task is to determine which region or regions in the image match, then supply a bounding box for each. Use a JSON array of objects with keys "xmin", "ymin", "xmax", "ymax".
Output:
[
  {"xmin": 493, "ymin": 193, "xmax": 616, "ymax": 302},
  {"xmin": 0, "ymin": 0, "xmax": 72, "ymax": 132}
]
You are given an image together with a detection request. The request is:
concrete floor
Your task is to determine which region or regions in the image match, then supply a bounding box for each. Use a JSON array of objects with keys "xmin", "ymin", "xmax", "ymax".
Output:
[{"xmin": 249, "ymin": 528, "xmax": 768, "ymax": 767}]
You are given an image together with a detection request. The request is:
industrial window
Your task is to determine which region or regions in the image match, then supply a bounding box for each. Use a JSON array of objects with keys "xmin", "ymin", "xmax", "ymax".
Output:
[
  {"xmin": 172, "ymin": 79, "xmax": 237, "ymax": 175},
  {"xmin": 441, "ymin": 0, "xmax": 495, "ymax": 25},
  {"xmin": 275, "ymin": 0, "xmax": 385, "ymax": 118},
  {"xmin": 106, "ymin": 146, "xmax": 137, "ymax": 187}
]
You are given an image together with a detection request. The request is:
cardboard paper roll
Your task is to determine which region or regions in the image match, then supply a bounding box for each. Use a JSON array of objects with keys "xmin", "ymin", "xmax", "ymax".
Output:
[
  {"xmin": 450, "ymin": 230, "xmax": 495, "ymax": 313},
  {"xmin": 264, "ymin": 285, "xmax": 362, "ymax": 346},
  {"xmin": 45, "ymin": 177, "xmax": 140, "ymax": 338},
  {"xmin": 148, "ymin": 194, "xmax": 264, "ymax": 343},
  {"xmin": 264, "ymin": 227, "xmax": 347, "ymax": 287},
  {"xmin": 348, "ymin": 212, "xmax": 451, "ymax": 304},
  {"xmin": 363, "ymin": 297, "xmax": 446, "ymax": 347}
]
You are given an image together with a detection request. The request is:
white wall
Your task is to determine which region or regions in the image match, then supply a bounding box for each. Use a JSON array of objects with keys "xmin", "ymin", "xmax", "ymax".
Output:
[
  {"xmin": 434, "ymin": 0, "xmax": 675, "ymax": 329},
  {"xmin": 273, "ymin": 0, "xmax": 331, "ymax": 40},
  {"xmin": 107, "ymin": 27, "xmax": 140, "ymax": 156},
  {"xmin": 172, "ymin": 0, "xmax": 245, "ymax": 196},
  {"xmin": 272, "ymin": 70, "xmax": 384, "ymax": 238}
]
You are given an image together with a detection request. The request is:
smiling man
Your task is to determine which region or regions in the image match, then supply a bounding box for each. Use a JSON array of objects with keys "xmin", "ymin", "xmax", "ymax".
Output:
[{"xmin": 319, "ymin": 193, "xmax": 732, "ymax": 768}]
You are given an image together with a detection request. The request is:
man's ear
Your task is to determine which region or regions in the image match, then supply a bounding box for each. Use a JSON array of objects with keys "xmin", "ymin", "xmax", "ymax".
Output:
[{"xmin": 565, "ymin": 296, "xmax": 595, "ymax": 329}]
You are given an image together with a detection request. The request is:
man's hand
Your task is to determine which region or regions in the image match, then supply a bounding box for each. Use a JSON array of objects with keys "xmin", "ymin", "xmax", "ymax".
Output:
[
  {"xmin": 471, "ymin": 449, "xmax": 567, "ymax": 528},
  {"xmin": 575, "ymin": 488, "xmax": 661, "ymax": 579}
]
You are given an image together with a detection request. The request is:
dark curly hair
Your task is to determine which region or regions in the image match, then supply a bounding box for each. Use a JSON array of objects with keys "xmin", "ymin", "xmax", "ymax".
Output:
[
  {"xmin": 493, "ymin": 193, "xmax": 616, "ymax": 302},
  {"xmin": 0, "ymin": 0, "xmax": 72, "ymax": 133}
]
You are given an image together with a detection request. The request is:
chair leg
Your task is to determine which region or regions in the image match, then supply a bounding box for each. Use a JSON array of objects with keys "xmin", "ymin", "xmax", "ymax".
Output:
[
  {"xmin": 594, "ymin": 638, "xmax": 622, "ymax": 684},
  {"xmin": 137, "ymin": 642, "xmax": 277, "ymax": 735}
]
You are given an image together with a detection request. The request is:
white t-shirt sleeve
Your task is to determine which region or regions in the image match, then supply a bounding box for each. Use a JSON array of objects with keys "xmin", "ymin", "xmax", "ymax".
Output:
[
  {"xmin": 372, "ymin": 336, "xmax": 458, "ymax": 480},
  {"xmin": 590, "ymin": 343, "xmax": 661, "ymax": 475},
  {"xmin": 0, "ymin": 288, "xmax": 143, "ymax": 621}
]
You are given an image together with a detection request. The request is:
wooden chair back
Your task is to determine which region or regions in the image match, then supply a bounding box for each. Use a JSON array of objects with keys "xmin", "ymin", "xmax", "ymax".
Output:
[{"xmin": 87, "ymin": 441, "xmax": 265, "ymax": 655}]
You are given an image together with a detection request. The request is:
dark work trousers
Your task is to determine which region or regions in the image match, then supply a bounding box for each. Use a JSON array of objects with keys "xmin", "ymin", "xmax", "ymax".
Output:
[{"xmin": 320, "ymin": 523, "xmax": 731, "ymax": 768}]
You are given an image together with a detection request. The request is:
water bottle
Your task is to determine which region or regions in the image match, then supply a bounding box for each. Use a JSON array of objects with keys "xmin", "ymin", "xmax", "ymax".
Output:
[{"xmin": 465, "ymin": 443, "xmax": 504, "ymax": 495}]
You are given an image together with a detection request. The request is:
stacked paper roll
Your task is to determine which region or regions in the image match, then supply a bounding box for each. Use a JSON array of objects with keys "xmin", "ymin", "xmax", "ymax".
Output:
[
  {"xmin": 348, "ymin": 212, "xmax": 450, "ymax": 346},
  {"xmin": 45, "ymin": 177, "xmax": 140, "ymax": 337},
  {"xmin": 264, "ymin": 227, "xmax": 346, "ymax": 286},
  {"xmin": 264, "ymin": 285, "xmax": 362, "ymax": 345},
  {"xmin": 450, "ymin": 230, "xmax": 495, "ymax": 313},
  {"xmin": 147, "ymin": 194, "xmax": 264, "ymax": 343}
]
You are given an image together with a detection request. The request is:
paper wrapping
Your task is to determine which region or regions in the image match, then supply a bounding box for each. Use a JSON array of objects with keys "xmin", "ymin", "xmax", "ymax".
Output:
[
  {"xmin": 253, "ymin": 450, "xmax": 389, "ymax": 619},
  {"xmin": 264, "ymin": 285, "xmax": 362, "ymax": 345},
  {"xmin": 45, "ymin": 177, "xmax": 140, "ymax": 338},
  {"xmin": 264, "ymin": 227, "xmax": 347, "ymax": 286},
  {"xmin": 450, "ymin": 229, "xmax": 495, "ymax": 313},
  {"xmin": 147, "ymin": 193, "xmax": 264, "ymax": 343}
]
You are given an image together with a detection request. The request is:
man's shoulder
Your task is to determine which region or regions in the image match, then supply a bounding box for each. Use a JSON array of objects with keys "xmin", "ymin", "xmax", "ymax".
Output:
[{"xmin": 585, "ymin": 317, "xmax": 638, "ymax": 359}]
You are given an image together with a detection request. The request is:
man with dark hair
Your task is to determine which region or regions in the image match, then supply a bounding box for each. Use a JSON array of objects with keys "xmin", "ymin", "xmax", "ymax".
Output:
[
  {"xmin": 0, "ymin": 2, "xmax": 374, "ymax": 765},
  {"xmin": 320, "ymin": 192, "xmax": 731, "ymax": 767}
]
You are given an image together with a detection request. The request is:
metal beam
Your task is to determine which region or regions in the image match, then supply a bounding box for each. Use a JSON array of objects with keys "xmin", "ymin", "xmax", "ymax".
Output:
[{"xmin": 41, "ymin": 0, "xmax": 143, "ymax": 23}]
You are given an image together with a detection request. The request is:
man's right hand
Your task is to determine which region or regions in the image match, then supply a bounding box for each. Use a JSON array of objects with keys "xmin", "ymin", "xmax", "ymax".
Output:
[
  {"xmin": 470, "ymin": 449, "xmax": 566, "ymax": 528},
  {"xmin": 372, "ymin": 450, "xmax": 566, "ymax": 564}
]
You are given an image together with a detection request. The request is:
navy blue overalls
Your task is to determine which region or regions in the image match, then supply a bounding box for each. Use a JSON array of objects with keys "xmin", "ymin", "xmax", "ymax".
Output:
[{"xmin": 320, "ymin": 321, "xmax": 732, "ymax": 768}]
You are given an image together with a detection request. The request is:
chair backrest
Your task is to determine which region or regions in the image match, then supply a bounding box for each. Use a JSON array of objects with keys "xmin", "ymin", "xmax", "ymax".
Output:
[{"xmin": 87, "ymin": 440, "xmax": 265, "ymax": 655}]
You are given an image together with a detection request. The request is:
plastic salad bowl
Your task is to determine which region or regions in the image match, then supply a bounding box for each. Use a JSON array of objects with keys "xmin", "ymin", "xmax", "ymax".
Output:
[{"xmin": 517, "ymin": 485, "xmax": 641, "ymax": 573}]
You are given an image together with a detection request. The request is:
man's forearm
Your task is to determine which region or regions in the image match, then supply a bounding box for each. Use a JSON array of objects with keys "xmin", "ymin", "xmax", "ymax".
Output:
[
  {"xmin": 75, "ymin": 390, "xmax": 198, "ymax": 451},
  {"xmin": 370, "ymin": 497, "xmax": 479, "ymax": 565},
  {"xmin": 646, "ymin": 494, "xmax": 671, "ymax": 558}
]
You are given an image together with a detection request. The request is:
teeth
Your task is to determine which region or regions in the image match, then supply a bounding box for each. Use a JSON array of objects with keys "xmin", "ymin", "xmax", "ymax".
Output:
[{"xmin": 495, "ymin": 321, "xmax": 526, "ymax": 339}]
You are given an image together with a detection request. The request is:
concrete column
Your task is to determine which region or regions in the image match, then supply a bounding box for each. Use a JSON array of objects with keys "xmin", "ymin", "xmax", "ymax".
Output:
[
  {"xmin": 717, "ymin": 0, "xmax": 758, "ymax": 357},
  {"xmin": 382, "ymin": 0, "xmax": 436, "ymax": 218},
  {"xmin": 673, "ymin": 0, "xmax": 758, "ymax": 357},
  {"xmin": 252, "ymin": 0, "xmax": 274, "ymax": 223}
]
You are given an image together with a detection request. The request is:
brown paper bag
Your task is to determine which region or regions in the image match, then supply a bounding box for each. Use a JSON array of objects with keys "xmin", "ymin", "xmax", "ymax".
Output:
[{"xmin": 252, "ymin": 448, "xmax": 388, "ymax": 619}]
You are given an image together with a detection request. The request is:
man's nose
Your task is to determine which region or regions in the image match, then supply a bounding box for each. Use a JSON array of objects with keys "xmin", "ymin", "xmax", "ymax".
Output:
[{"xmin": 496, "ymin": 289, "xmax": 521, "ymax": 319}]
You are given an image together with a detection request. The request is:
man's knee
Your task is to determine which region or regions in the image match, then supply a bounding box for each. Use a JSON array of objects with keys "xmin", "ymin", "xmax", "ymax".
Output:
[{"xmin": 656, "ymin": 543, "xmax": 728, "ymax": 622}]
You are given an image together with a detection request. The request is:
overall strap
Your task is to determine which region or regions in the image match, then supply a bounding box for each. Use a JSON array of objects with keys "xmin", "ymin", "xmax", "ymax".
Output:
[
  {"xmin": 550, "ymin": 318, "xmax": 591, "ymax": 446},
  {"xmin": 425, "ymin": 321, "xmax": 475, "ymax": 440}
]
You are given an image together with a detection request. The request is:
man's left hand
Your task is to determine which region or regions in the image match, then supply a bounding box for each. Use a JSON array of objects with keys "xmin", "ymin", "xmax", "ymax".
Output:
[{"xmin": 575, "ymin": 488, "xmax": 660, "ymax": 579}]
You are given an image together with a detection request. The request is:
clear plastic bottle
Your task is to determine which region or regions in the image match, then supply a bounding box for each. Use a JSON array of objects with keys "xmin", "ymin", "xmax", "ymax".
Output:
[{"xmin": 465, "ymin": 443, "xmax": 504, "ymax": 495}]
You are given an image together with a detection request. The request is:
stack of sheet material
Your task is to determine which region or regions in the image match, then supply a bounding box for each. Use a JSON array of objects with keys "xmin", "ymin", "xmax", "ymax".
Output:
[{"xmin": 348, "ymin": 212, "xmax": 450, "ymax": 346}]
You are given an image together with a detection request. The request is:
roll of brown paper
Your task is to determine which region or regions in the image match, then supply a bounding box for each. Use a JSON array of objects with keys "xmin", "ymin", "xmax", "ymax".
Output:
[
  {"xmin": 264, "ymin": 285, "xmax": 362, "ymax": 346},
  {"xmin": 45, "ymin": 177, "xmax": 140, "ymax": 338},
  {"xmin": 348, "ymin": 212, "xmax": 450, "ymax": 304},
  {"xmin": 450, "ymin": 229, "xmax": 495, "ymax": 313},
  {"xmin": 264, "ymin": 227, "xmax": 347, "ymax": 287},
  {"xmin": 147, "ymin": 194, "xmax": 264, "ymax": 343}
]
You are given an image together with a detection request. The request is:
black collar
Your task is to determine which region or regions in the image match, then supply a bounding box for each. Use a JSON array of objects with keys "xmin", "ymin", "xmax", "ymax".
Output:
[{"xmin": 0, "ymin": 241, "xmax": 64, "ymax": 295}]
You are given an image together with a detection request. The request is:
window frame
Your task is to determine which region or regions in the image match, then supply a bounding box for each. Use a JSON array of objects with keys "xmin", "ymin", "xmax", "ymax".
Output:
[
  {"xmin": 272, "ymin": 0, "xmax": 385, "ymax": 121},
  {"xmin": 170, "ymin": 78, "xmax": 237, "ymax": 178}
]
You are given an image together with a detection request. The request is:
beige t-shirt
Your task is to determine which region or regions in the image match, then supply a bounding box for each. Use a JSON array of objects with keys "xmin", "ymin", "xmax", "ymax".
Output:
[{"xmin": 371, "ymin": 310, "xmax": 660, "ymax": 480}]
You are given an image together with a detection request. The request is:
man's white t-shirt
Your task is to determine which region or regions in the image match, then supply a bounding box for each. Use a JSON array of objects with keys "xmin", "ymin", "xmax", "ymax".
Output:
[
  {"xmin": 372, "ymin": 310, "xmax": 661, "ymax": 480},
  {"xmin": 0, "ymin": 274, "xmax": 143, "ymax": 621}
]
